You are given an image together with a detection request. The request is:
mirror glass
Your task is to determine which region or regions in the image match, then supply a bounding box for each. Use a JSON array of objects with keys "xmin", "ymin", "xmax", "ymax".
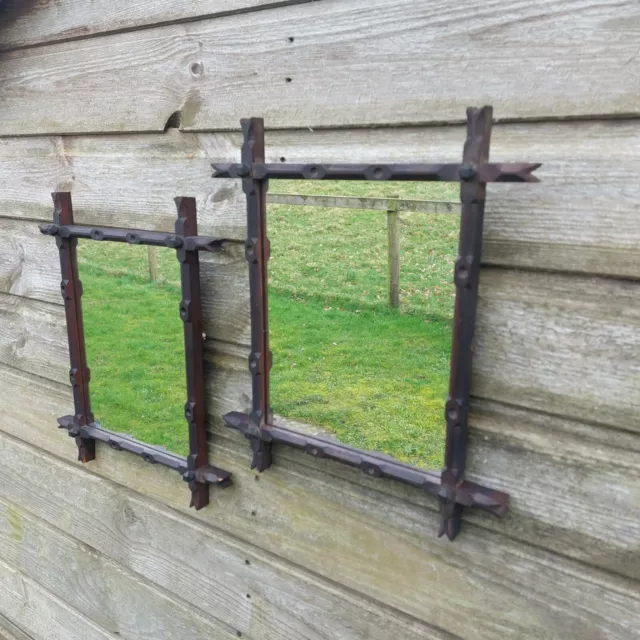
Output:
[
  {"xmin": 268, "ymin": 180, "xmax": 459, "ymax": 468},
  {"xmin": 78, "ymin": 242, "xmax": 187, "ymax": 454}
]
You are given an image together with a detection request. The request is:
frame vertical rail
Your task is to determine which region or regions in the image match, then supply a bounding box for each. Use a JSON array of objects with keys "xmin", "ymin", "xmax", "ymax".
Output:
[
  {"xmin": 439, "ymin": 106, "xmax": 493, "ymax": 540},
  {"xmin": 51, "ymin": 192, "xmax": 96, "ymax": 463},
  {"xmin": 241, "ymin": 118, "xmax": 273, "ymax": 471},
  {"xmin": 175, "ymin": 197, "xmax": 211, "ymax": 509}
]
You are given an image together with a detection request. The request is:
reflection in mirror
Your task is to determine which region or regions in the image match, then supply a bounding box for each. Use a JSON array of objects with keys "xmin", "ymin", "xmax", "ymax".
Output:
[
  {"xmin": 78, "ymin": 242, "xmax": 187, "ymax": 454},
  {"xmin": 268, "ymin": 180, "xmax": 459, "ymax": 468}
]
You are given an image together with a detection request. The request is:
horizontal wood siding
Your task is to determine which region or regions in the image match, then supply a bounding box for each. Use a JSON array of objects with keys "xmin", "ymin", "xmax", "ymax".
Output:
[
  {"xmin": 0, "ymin": 421, "xmax": 452, "ymax": 640},
  {"xmin": 0, "ymin": 497, "xmax": 245, "ymax": 640},
  {"xmin": 0, "ymin": 373, "xmax": 638, "ymax": 639},
  {"xmin": 0, "ymin": 560, "xmax": 114, "ymax": 640},
  {"xmin": 2, "ymin": 120, "xmax": 640, "ymax": 279},
  {"xmin": 1, "ymin": 0, "xmax": 639, "ymax": 637},
  {"xmin": 0, "ymin": 613, "xmax": 35, "ymax": 640},
  {"xmin": 0, "ymin": 0, "xmax": 297, "ymax": 51},
  {"xmin": 0, "ymin": 0, "xmax": 639, "ymax": 135}
]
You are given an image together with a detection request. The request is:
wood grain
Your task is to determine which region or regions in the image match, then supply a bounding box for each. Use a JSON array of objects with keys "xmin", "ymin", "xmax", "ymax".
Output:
[
  {"xmin": 0, "ymin": 0, "xmax": 299, "ymax": 51},
  {"xmin": 0, "ymin": 133, "xmax": 244, "ymax": 239},
  {"xmin": 2, "ymin": 120, "xmax": 640, "ymax": 278},
  {"xmin": 204, "ymin": 341, "xmax": 640, "ymax": 581},
  {"xmin": 0, "ymin": 561, "xmax": 113, "ymax": 640},
  {"xmin": 0, "ymin": 220, "xmax": 61, "ymax": 304},
  {"xmin": 465, "ymin": 399, "xmax": 640, "ymax": 579},
  {"xmin": 0, "ymin": 0, "xmax": 638, "ymax": 135},
  {"xmin": 0, "ymin": 498, "xmax": 244, "ymax": 640},
  {"xmin": 0, "ymin": 423, "xmax": 453, "ymax": 640},
  {"xmin": 0, "ymin": 613, "xmax": 33, "ymax": 640},
  {"xmin": 474, "ymin": 268, "xmax": 640, "ymax": 434},
  {"xmin": 0, "ymin": 293, "xmax": 69, "ymax": 384},
  {"xmin": 0, "ymin": 363, "xmax": 639, "ymax": 639}
]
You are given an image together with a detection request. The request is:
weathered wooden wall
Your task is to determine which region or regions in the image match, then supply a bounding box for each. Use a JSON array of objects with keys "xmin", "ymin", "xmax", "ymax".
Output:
[{"xmin": 0, "ymin": 2, "xmax": 638, "ymax": 638}]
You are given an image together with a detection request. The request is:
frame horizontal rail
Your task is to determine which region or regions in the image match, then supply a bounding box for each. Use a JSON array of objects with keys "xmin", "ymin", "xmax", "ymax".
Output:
[
  {"xmin": 213, "ymin": 162, "xmax": 540, "ymax": 183},
  {"xmin": 224, "ymin": 411, "xmax": 508, "ymax": 517},
  {"xmin": 58, "ymin": 416, "xmax": 232, "ymax": 487},
  {"xmin": 39, "ymin": 223, "xmax": 227, "ymax": 252}
]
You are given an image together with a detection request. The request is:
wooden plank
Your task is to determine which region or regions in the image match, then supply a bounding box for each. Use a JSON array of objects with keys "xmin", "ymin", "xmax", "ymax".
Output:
[
  {"xmin": 1, "ymin": 120, "xmax": 640, "ymax": 278},
  {"xmin": 200, "ymin": 245, "xmax": 251, "ymax": 348},
  {"xmin": 0, "ymin": 132, "xmax": 245, "ymax": 239},
  {"xmin": 0, "ymin": 0, "xmax": 638, "ymax": 135},
  {"xmin": 0, "ymin": 613, "xmax": 34, "ymax": 640},
  {"xmin": 0, "ymin": 293, "xmax": 69, "ymax": 384},
  {"xmin": 0, "ymin": 364, "xmax": 639, "ymax": 639},
  {"xmin": 0, "ymin": 561, "xmax": 113, "ymax": 640},
  {"xmin": 0, "ymin": 425, "xmax": 454, "ymax": 640},
  {"xmin": 0, "ymin": 498, "xmax": 244, "ymax": 640},
  {"xmin": 473, "ymin": 268, "xmax": 640, "ymax": 434},
  {"xmin": 465, "ymin": 398, "xmax": 640, "ymax": 579},
  {"xmin": 0, "ymin": 219, "xmax": 60, "ymax": 304},
  {"xmin": 0, "ymin": 0, "xmax": 298, "ymax": 52}
]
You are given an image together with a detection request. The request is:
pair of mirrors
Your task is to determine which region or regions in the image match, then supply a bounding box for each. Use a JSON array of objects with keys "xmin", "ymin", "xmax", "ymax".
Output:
[{"xmin": 41, "ymin": 107, "xmax": 538, "ymax": 538}]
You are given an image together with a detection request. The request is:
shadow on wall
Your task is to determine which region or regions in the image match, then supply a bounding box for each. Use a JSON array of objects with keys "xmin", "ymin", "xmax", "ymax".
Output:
[{"xmin": 0, "ymin": 1, "xmax": 36, "ymax": 30}]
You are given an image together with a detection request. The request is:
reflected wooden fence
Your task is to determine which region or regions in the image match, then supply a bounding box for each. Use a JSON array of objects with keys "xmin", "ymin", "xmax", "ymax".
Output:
[{"xmin": 267, "ymin": 193, "xmax": 460, "ymax": 307}]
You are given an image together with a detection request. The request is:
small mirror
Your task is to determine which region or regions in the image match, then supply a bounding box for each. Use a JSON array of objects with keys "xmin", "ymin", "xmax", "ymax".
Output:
[
  {"xmin": 268, "ymin": 179, "xmax": 459, "ymax": 468},
  {"xmin": 78, "ymin": 242, "xmax": 187, "ymax": 454}
]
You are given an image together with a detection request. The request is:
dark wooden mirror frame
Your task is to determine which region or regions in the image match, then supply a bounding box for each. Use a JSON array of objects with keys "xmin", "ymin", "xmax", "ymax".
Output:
[
  {"xmin": 213, "ymin": 107, "xmax": 541, "ymax": 539},
  {"xmin": 39, "ymin": 193, "xmax": 232, "ymax": 509}
]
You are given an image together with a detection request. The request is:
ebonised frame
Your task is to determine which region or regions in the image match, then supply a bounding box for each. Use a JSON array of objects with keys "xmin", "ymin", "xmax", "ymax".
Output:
[
  {"xmin": 213, "ymin": 107, "xmax": 541, "ymax": 539},
  {"xmin": 40, "ymin": 193, "xmax": 232, "ymax": 509}
]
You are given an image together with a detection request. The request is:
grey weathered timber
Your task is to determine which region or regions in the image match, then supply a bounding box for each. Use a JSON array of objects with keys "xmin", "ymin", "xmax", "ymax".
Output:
[
  {"xmin": 1, "ymin": 361, "xmax": 639, "ymax": 618},
  {"xmin": 474, "ymin": 268, "xmax": 640, "ymax": 433},
  {"xmin": 0, "ymin": 292, "xmax": 69, "ymax": 383},
  {"xmin": 0, "ymin": 614, "xmax": 33, "ymax": 640},
  {"xmin": 0, "ymin": 220, "xmax": 61, "ymax": 303},
  {"xmin": 0, "ymin": 0, "xmax": 638, "ymax": 135},
  {"xmin": 0, "ymin": 425, "xmax": 452, "ymax": 640},
  {"xmin": 1, "ymin": 0, "xmax": 639, "ymax": 636},
  {"xmin": 0, "ymin": 562, "xmax": 113, "ymax": 640},
  {"xmin": 0, "ymin": 404, "xmax": 639, "ymax": 639},
  {"xmin": 0, "ymin": 496, "xmax": 260, "ymax": 640},
  {"xmin": 1, "ymin": 121, "xmax": 640, "ymax": 278},
  {"xmin": 0, "ymin": 0, "xmax": 302, "ymax": 51},
  {"xmin": 203, "ymin": 343, "xmax": 640, "ymax": 582}
]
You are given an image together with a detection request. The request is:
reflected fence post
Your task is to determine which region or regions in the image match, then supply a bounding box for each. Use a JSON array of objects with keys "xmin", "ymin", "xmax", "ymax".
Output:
[
  {"xmin": 266, "ymin": 192, "xmax": 461, "ymax": 309},
  {"xmin": 386, "ymin": 195, "xmax": 401, "ymax": 308},
  {"xmin": 147, "ymin": 245, "xmax": 159, "ymax": 282}
]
